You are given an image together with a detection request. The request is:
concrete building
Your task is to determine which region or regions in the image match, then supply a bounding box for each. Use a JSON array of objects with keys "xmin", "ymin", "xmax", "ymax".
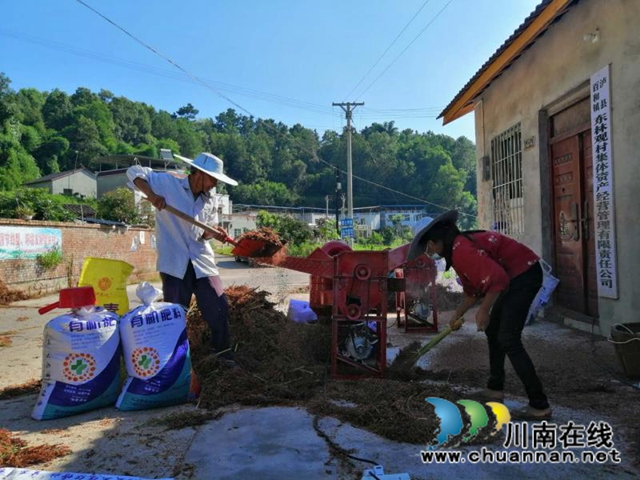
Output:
[
  {"xmin": 225, "ymin": 212, "xmax": 258, "ymax": 239},
  {"xmin": 379, "ymin": 206, "xmax": 433, "ymax": 230},
  {"xmin": 96, "ymin": 168, "xmax": 129, "ymax": 198},
  {"xmin": 299, "ymin": 212, "xmax": 330, "ymax": 227},
  {"xmin": 95, "ymin": 154, "xmax": 185, "ymax": 199},
  {"xmin": 353, "ymin": 211, "xmax": 381, "ymax": 231},
  {"xmin": 440, "ymin": 0, "xmax": 639, "ymax": 335},
  {"xmin": 24, "ymin": 168, "xmax": 97, "ymax": 199}
]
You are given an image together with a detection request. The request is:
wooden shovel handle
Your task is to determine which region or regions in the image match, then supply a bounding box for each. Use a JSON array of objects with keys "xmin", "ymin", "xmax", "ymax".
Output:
[{"xmin": 162, "ymin": 204, "xmax": 237, "ymax": 246}]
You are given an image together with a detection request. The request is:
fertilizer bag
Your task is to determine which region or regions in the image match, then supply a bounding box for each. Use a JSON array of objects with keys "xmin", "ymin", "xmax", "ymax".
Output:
[
  {"xmin": 117, "ymin": 282, "xmax": 198, "ymax": 410},
  {"xmin": 526, "ymin": 259, "xmax": 560, "ymax": 325},
  {"xmin": 78, "ymin": 257, "xmax": 133, "ymax": 316},
  {"xmin": 287, "ymin": 299, "xmax": 318, "ymax": 324},
  {"xmin": 32, "ymin": 304, "xmax": 120, "ymax": 421}
]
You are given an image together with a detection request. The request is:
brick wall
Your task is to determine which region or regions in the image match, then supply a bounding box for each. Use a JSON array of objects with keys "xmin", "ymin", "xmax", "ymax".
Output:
[{"xmin": 0, "ymin": 219, "xmax": 157, "ymax": 296}]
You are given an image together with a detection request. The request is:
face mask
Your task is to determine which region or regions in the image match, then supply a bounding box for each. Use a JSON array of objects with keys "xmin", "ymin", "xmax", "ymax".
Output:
[{"xmin": 426, "ymin": 242, "xmax": 441, "ymax": 260}]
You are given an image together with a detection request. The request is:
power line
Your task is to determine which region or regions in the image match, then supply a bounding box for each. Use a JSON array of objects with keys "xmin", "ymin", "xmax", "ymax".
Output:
[
  {"xmin": 343, "ymin": 0, "xmax": 433, "ymax": 101},
  {"xmin": 357, "ymin": 113, "xmax": 439, "ymax": 119},
  {"xmin": 363, "ymin": 107, "xmax": 444, "ymax": 112},
  {"xmin": 356, "ymin": 0, "xmax": 454, "ymax": 100},
  {"xmin": 75, "ymin": 0, "xmax": 260, "ymax": 117},
  {"xmin": 1, "ymin": 28, "xmax": 340, "ymax": 117},
  {"xmin": 313, "ymin": 155, "xmax": 475, "ymax": 218},
  {"xmin": 353, "ymin": 170, "xmax": 475, "ymax": 218},
  {"xmin": 360, "ymin": 107, "xmax": 444, "ymax": 115},
  {"xmin": 74, "ymin": 0, "xmax": 476, "ymax": 219}
]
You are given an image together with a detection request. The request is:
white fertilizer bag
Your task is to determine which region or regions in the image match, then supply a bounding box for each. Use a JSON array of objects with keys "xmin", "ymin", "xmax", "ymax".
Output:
[
  {"xmin": 0, "ymin": 468, "xmax": 173, "ymax": 480},
  {"xmin": 32, "ymin": 306, "xmax": 120, "ymax": 421},
  {"xmin": 117, "ymin": 282, "xmax": 199, "ymax": 410},
  {"xmin": 526, "ymin": 260, "xmax": 560, "ymax": 325},
  {"xmin": 287, "ymin": 299, "xmax": 318, "ymax": 324}
]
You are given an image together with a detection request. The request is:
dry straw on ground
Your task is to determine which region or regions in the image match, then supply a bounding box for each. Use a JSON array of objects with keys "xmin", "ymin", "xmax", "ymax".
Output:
[
  {"xmin": 186, "ymin": 285, "xmax": 493, "ymax": 447},
  {"xmin": 0, "ymin": 429, "xmax": 71, "ymax": 468},
  {"xmin": 0, "ymin": 379, "xmax": 41, "ymax": 400},
  {"xmin": 0, "ymin": 280, "xmax": 28, "ymax": 305}
]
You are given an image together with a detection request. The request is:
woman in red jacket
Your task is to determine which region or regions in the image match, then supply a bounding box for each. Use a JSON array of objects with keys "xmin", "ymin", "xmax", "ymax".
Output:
[{"xmin": 407, "ymin": 210, "xmax": 551, "ymax": 419}]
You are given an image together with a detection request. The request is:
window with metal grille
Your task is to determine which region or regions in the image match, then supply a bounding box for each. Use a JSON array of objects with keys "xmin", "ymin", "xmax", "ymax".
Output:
[{"xmin": 490, "ymin": 123, "xmax": 524, "ymax": 237}]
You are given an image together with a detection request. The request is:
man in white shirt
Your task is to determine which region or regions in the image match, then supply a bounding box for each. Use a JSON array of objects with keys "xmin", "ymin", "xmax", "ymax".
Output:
[{"xmin": 127, "ymin": 152, "xmax": 238, "ymax": 365}]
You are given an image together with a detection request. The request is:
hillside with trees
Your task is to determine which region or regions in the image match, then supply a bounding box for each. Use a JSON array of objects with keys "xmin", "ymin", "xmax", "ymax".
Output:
[{"xmin": 0, "ymin": 73, "xmax": 477, "ymax": 221}]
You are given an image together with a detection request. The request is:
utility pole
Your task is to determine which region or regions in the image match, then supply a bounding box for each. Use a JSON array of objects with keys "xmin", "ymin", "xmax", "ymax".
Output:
[
  {"xmin": 332, "ymin": 102, "xmax": 364, "ymax": 226},
  {"xmin": 335, "ymin": 168, "xmax": 341, "ymax": 236},
  {"xmin": 325, "ymin": 195, "xmax": 330, "ymax": 219}
]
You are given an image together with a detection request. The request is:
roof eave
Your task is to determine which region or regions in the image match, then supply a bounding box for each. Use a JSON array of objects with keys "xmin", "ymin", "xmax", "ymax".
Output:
[{"xmin": 440, "ymin": 0, "xmax": 574, "ymax": 125}]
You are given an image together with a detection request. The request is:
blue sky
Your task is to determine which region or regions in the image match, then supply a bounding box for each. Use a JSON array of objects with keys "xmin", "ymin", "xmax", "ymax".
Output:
[{"xmin": 2, "ymin": 0, "xmax": 541, "ymax": 141}]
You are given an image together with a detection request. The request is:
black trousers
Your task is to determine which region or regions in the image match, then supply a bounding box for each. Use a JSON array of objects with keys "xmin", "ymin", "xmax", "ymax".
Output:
[
  {"xmin": 161, "ymin": 262, "xmax": 232, "ymax": 359},
  {"xmin": 485, "ymin": 262, "xmax": 549, "ymax": 409}
]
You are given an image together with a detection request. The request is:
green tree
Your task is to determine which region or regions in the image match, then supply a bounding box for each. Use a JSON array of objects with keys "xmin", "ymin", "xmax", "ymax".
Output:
[
  {"xmin": 314, "ymin": 218, "xmax": 340, "ymax": 242},
  {"xmin": 0, "ymin": 73, "xmax": 15, "ymax": 123},
  {"xmin": 151, "ymin": 110, "xmax": 178, "ymax": 140},
  {"xmin": 157, "ymin": 137, "xmax": 181, "ymax": 155},
  {"xmin": 0, "ymin": 139, "xmax": 40, "ymax": 190},
  {"xmin": 97, "ymin": 187, "xmax": 140, "ymax": 224},
  {"xmin": 233, "ymin": 181, "xmax": 298, "ymax": 206},
  {"xmin": 13, "ymin": 88, "xmax": 46, "ymax": 133},
  {"xmin": 174, "ymin": 103, "xmax": 199, "ymax": 120},
  {"xmin": 74, "ymin": 100, "xmax": 117, "ymax": 153},
  {"xmin": 98, "ymin": 89, "xmax": 114, "ymax": 103},
  {"xmin": 256, "ymin": 210, "xmax": 312, "ymax": 246},
  {"xmin": 214, "ymin": 108, "xmax": 242, "ymax": 134},
  {"xmin": 34, "ymin": 134, "xmax": 68, "ymax": 174},
  {"xmin": 42, "ymin": 89, "xmax": 73, "ymax": 131},
  {"xmin": 19, "ymin": 125, "xmax": 42, "ymax": 153},
  {"xmin": 70, "ymin": 87, "xmax": 99, "ymax": 108},
  {"xmin": 0, "ymin": 80, "xmax": 479, "ymax": 225},
  {"xmin": 109, "ymin": 96, "xmax": 152, "ymax": 144},
  {"xmin": 0, "ymin": 188, "xmax": 75, "ymax": 221},
  {"xmin": 64, "ymin": 116, "xmax": 108, "ymax": 169},
  {"xmin": 174, "ymin": 118, "xmax": 202, "ymax": 157}
]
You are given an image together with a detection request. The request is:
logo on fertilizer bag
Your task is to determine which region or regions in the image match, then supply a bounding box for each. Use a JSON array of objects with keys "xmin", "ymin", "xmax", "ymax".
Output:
[
  {"xmin": 421, "ymin": 397, "xmax": 622, "ymax": 466},
  {"xmin": 98, "ymin": 276, "xmax": 113, "ymax": 291},
  {"xmin": 63, "ymin": 353, "xmax": 97, "ymax": 382},
  {"xmin": 131, "ymin": 347, "xmax": 161, "ymax": 377}
]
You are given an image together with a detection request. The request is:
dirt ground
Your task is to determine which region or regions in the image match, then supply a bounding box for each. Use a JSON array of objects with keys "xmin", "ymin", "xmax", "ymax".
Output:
[
  {"xmin": 387, "ymin": 306, "xmax": 640, "ymax": 466},
  {"xmin": 0, "ymin": 279, "xmax": 638, "ymax": 478}
]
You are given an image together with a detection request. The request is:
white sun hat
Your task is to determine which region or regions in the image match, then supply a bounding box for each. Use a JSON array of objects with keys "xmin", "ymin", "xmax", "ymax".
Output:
[{"xmin": 174, "ymin": 152, "xmax": 238, "ymax": 186}]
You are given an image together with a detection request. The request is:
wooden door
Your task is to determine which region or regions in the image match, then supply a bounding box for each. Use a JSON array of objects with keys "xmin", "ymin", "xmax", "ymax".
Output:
[
  {"xmin": 550, "ymin": 130, "xmax": 599, "ymax": 317},
  {"xmin": 552, "ymin": 136, "xmax": 586, "ymax": 313}
]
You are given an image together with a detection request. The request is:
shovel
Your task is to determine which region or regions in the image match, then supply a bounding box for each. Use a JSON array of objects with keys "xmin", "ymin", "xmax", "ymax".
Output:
[
  {"xmin": 162, "ymin": 204, "xmax": 283, "ymax": 258},
  {"xmin": 391, "ymin": 317, "xmax": 465, "ymax": 373},
  {"xmin": 413, "ymin": 316, "xmax": 465, "ymax": 361}
]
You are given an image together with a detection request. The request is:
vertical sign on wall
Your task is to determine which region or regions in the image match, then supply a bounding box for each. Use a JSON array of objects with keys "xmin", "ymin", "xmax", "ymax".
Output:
[{"xmin": 590, "ymin": 65, "xmax": 618, "ymax": 299}]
